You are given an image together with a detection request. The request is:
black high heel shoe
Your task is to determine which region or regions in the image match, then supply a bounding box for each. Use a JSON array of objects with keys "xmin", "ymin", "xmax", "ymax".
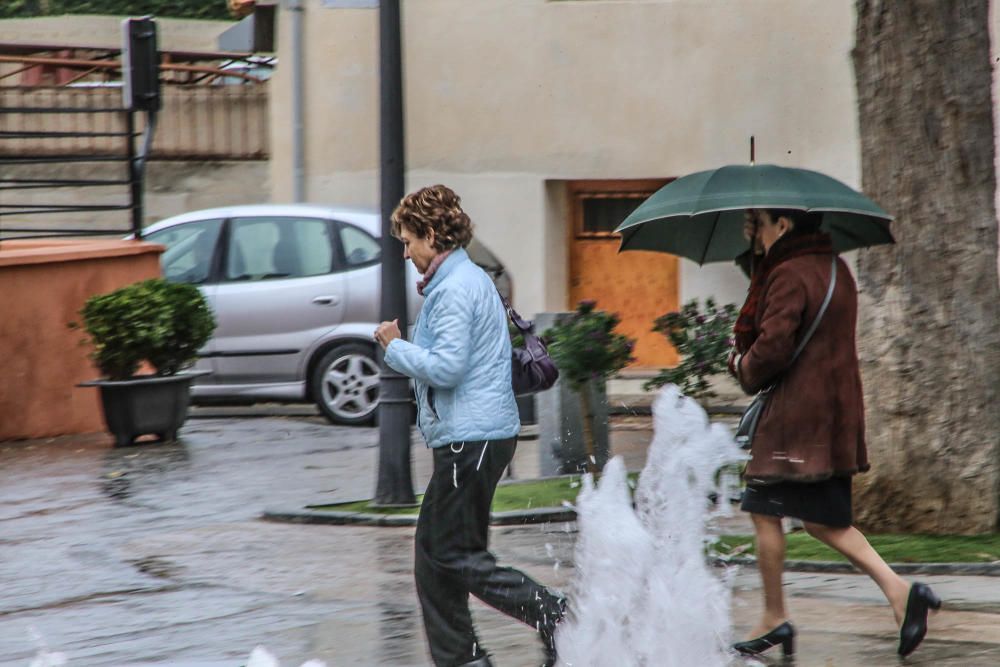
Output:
[
  {"xmin": 898, "ymin": 582, "xmax": 942, "ymax": 657},
  {"xmin": 732, "ymin": 621, "xmax": 796, "ymax": 659}
]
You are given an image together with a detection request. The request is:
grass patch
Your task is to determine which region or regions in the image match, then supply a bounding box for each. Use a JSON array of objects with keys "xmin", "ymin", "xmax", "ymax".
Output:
[
  {"xmin": 308, "ymin": 474, "xmax": 639, "ymax": 515},
  {"xmin": 309, "ymin": 479, "xmax": 1000, "ymax": 564},
  {"xmin": 713, "ymin": 532, "xmax": 1000, "ymax": 564}
]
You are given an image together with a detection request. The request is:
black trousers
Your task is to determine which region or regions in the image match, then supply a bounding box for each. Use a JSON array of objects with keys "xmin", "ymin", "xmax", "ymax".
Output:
[{"xmin": 415, "ymin": 437, "xmax": 562, "ymax": 667}]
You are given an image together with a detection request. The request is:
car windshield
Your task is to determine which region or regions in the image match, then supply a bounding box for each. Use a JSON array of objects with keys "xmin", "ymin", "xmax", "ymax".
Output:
[{"xmin": 145, "ymin": 219, "xmax": 224, "ymax": 284}]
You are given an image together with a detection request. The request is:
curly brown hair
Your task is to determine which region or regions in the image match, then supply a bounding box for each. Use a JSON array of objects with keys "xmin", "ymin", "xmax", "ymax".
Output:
[{"xmin": 390, "ymin": 184, "xmax": 474, "ymax": 251}]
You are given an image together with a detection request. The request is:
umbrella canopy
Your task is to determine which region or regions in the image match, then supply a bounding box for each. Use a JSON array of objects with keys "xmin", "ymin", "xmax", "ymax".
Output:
[{"xmin": 615, "ymin": 164, "xmax": 894, "ymax": 264}]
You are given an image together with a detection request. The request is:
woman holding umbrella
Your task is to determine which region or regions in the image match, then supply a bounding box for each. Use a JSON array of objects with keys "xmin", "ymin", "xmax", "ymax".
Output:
[
  {"xmin": 727, "ymin": 208, "xmax": 939, "ymax": 659},
  {"xmin": 616, "ymin": 164, "xmax": 941, "ymax": 659}
]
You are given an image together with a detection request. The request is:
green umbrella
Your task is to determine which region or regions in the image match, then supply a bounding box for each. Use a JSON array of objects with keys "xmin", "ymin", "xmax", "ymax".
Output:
[{"xmin": 615, "ymin": 164, "xmax": 894, "ymax": 264}]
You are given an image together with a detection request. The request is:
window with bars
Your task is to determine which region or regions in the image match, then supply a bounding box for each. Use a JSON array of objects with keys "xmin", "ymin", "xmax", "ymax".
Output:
[{"xmin": 569, "ymin": 181, "xmax": 668, "ymax": 239}]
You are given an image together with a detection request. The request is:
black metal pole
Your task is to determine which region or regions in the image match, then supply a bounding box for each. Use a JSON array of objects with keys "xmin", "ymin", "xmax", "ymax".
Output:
[
  {"xmin": 126, "ymin": 110, "xmax": 142, "ymax": 238},
  {"xmin": 374, "ymin": 0, "xmax": 415, "ymax": 507}
]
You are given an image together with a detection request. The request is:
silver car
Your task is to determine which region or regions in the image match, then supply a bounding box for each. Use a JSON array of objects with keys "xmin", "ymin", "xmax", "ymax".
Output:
[{"xmin": 142, "ymin": 204, "xmax": 512, "ymax": 425}]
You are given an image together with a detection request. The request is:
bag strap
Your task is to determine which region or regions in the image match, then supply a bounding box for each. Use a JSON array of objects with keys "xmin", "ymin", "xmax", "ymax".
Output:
[
  {"xmin": 496, "ymin": 287, "xmax": 551, "ymax": 362},
  {"xmin": 790, "ymin": 254, "xmax": 838, "ymax": 363},
  {"xmin": 496, "ymin": 287, "xmax": 533, "ymax": 333}
]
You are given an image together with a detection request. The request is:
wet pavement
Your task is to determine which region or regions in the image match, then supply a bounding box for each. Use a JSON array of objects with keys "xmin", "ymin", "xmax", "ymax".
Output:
[{"xmin": 1, "ymin": 414, "xmax": 999, "ymax": 666}]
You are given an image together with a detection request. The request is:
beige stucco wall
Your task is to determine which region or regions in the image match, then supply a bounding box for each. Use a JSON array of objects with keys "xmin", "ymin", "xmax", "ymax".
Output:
[
  {"xmin": 270, "ymin": 0, "xmax": 863, "ymax": 316},
  {"xmin": 0, "ymin": 15, "xmax": 234, "ymax": 51},
  {"xmin": 269, "ymin": 1, "xmax": 863, "ymax": 316}
]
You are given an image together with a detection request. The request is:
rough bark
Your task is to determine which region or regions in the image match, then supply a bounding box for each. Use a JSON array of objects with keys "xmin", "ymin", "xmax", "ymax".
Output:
[{"xmin": 852, "ymin": 0, "xmax": 1000, "ymax": 534}]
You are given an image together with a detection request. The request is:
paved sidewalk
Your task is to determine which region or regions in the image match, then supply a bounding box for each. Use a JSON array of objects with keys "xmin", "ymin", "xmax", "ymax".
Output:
[{"xmin": 0, "ymin": 414, "xmax": 996, "ymax": 666}]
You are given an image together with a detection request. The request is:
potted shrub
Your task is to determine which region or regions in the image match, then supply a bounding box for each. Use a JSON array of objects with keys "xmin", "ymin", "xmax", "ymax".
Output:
[
  {"xmin": 76, "ymin": 278, "xmax": 216, "ymax": 446},
  {"xmin": 644, "ymin": 298, "xmax": 739, "ymax": 401},
  {"xmin": 544, "ymin": 300, "xmax": 635, "ymax": 473}
]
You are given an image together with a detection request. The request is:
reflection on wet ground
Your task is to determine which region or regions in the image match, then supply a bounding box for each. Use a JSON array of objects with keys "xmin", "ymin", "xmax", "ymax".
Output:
[{"xmin": 0, "ymin": 417, "xmax": 998, "ymax": 666}]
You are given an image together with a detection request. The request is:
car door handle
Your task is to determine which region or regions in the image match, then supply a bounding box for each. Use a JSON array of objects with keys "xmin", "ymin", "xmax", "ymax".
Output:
[{"xmin": 312, "ymin": 295, "xmax": 341, "ymax": 306}]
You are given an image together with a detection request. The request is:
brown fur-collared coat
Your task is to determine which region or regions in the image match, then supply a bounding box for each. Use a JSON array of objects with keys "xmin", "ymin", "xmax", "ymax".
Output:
[{"xmin": 737, "ymin": 253, "xmax": 869, "ymax": 483}]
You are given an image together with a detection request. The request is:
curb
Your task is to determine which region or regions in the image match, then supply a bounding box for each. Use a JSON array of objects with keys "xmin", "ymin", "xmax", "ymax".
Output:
[
  {"xmin": 262, "ymin": 508, "xmax": 1000, "ymax": 577},
  {"xmin": 714, "ymin": 557, "xmax": 1000, "ymax": 577},
  {"xmin": 609, "ymin": 403, "xmax": 747, "ymax": 416},
  {"xmin": 261, "ymin": 505, "xmax": 576, "ymax": 527}
]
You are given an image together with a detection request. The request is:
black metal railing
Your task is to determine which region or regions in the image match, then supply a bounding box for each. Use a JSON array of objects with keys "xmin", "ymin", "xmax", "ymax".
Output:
[{"xmin": 0, "ymin": 100, "xmax": 145, "ymax": 240}]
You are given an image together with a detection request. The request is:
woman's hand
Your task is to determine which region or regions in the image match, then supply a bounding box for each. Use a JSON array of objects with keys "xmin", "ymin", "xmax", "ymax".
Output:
[
  {"xmin": 374, "ymin": 319, "xmax": 402, "ymax": 349},
  {"xmin": 727, "ymin": 349, "xmax": 742, "ymax": 378}
]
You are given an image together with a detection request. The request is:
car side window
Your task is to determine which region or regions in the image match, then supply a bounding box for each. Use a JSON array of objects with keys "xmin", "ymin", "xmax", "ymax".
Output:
[
  {"xmin": 339, "ymin": 224, "xmax": 381, "ymax": 267},
  {"xmin": 226, "ymin": 217, "xmax": 333, "ymax": 281},
  {"xmin": 146, "ymin": 218, "xmax": 224, "ymax": 284}
]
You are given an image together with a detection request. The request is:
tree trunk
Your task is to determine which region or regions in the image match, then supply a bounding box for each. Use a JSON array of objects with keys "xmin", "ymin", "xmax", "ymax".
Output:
[
  {"xmin": 852, "ymin": 0, "xmax": 1000, "ymax": 534},
  {"xmin": 579, "ymin": 382, "xmax": 599, "ymax": 474}
]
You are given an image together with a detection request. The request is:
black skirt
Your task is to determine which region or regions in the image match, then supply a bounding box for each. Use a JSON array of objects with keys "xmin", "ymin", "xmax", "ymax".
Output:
[{"xmin": 740, "ymin": 476, "xmax": 853, "ymax": 528}]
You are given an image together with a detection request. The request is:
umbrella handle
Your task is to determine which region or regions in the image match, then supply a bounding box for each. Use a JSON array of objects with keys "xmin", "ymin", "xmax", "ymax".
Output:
[{"xmin": 748, "ymin": 218, "xmax": 760, "ymax": 277}]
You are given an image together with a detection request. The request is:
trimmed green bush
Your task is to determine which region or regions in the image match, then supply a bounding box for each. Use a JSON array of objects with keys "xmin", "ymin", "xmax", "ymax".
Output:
[
  {"xmin": 78, "ymin": 278, "xmax": 216, "ymax": 380},
  {"xmin": 543, "ymin": 300, "xmax": 635, "ymax": 472}
]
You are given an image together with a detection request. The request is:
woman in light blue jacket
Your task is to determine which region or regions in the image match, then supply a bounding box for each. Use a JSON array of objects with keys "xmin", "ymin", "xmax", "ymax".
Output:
[{"xmin": 375, "ymin": 185, "xmax": 564, "ymax": 667}]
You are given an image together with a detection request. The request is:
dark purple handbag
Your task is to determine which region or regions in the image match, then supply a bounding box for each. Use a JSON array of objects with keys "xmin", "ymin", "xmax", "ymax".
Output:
[{"xmin": 498, "ymin": 291, "xmax": 559, "ymax": 395}]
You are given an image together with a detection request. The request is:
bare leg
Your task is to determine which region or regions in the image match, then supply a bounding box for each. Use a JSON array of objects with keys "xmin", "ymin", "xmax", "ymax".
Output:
[
  {"xmin": 802, "ymin": 522, "xmax": 910, "ymax": 623},
  {"xmin": 749, "ymin": 512, "xmax": 790, "ymax": 637}
]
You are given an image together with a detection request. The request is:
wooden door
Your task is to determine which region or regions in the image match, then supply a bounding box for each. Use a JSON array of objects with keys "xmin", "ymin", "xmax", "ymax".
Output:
[{"xmin": 568, "ymin": 180, "xmax": 679, "ymax": 369}]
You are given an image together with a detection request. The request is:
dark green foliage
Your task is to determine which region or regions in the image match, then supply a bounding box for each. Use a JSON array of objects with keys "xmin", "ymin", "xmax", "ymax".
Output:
[
  {"xmin": 645, "ymin": 298, "xmax": 739, "ymax": 399},
  {"xmin": 543, "ymin": 300, "xmax": 635, "ymax": 391},
  {"xmin": 0, "ymin": 1, "xmax": 232, "ymax": 20},
  {"xmin": 78, "ymin": 278, "xmax": 216, "ymax": 380},
  {"xmin": 145, "ymin": 280, "xmax": 217, "ymax": 375}
]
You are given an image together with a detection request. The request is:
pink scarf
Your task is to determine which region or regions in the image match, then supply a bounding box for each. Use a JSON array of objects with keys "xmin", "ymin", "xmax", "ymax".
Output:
[{"xmin": 416, "ymin": 250, "xmax": 453, "ymax": 296}]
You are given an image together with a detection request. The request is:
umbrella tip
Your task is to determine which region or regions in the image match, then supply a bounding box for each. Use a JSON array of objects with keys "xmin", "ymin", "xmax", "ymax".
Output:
[{"xmin": 750, "ymin": 135, "xmax": 755, "ymax": 165}]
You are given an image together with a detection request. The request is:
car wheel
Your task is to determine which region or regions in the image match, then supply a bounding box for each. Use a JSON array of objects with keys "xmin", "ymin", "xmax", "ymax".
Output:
[{"xmin": 312, "ymin": 343, "xmax": 380, "ymax": 426}]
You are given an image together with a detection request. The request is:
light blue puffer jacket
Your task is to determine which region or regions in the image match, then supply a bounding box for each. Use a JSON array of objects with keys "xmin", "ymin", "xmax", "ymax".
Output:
[{"xmin": 384, "ymin": 248, "xmax": 520, "ymax": 448}]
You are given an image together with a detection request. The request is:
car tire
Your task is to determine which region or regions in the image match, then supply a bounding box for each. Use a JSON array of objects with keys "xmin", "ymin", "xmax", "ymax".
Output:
[{"xmin": 311, "ymin": 343, "xmax": 381, "ymax": 426}]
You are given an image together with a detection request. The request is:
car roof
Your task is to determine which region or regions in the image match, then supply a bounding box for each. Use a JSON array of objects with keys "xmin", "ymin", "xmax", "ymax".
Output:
[{"xmin": 142, "ymin": 204, "xmax": 381, "ymax": 237}]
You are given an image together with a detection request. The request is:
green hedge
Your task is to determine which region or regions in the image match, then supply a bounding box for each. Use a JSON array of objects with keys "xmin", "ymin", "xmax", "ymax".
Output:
[{"xmin": 0, "ymin": 1, "xmax": 232, "ymax": 21}]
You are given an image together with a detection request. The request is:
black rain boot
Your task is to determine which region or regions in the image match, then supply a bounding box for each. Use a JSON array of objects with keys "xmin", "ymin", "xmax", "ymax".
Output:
[{"xmin": 456, "ymin": 654, "xmax": 494, "ymax": 667}]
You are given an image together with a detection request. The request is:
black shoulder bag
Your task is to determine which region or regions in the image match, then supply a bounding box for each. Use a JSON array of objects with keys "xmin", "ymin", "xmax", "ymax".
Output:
[
  {"xmin": 497, "ymin": 290, "xmax": 560, "ymax": 395},
  {"xmin": 735, "ymin": 255, "xmax": 838, "ymax": 450}
]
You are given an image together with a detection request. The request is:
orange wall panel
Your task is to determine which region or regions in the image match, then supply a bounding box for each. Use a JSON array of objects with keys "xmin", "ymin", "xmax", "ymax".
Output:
[
  {"xmin": 0, "ymin": 240, "xmax": 163, "ymax": 441},
  {"xmin": 566, "ymin": 179, "xmax": 679, "ymax": 370},
  {"xmin": 569, "ymin": 239, "xmax": 679, "ymax": 369}
]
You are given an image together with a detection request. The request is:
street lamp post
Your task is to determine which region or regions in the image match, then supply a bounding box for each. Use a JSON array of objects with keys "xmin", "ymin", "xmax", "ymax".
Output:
[{"xmin": 373, "ymin": 0, "xmax": 416, "ymax": 506}]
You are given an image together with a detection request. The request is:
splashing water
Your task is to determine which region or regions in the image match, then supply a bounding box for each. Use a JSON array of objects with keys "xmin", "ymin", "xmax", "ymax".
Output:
[
  {"xmin": 26, "ymin": 628, "xmax": 66, "ymax": 667},
  {"xmin": 27, "ymin": 651, "xmax": 66, "ymax": 667},
  {"xmin": 555, "ymin": 385, "xmax": 747, "ymax": 667},
  {"xmin": 245, "ymin": 647, "xmax": 327, "ymax": 667},
  {"xmin": 23, "ymin": 645, "xmax": 325, "ymax": 667}
]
